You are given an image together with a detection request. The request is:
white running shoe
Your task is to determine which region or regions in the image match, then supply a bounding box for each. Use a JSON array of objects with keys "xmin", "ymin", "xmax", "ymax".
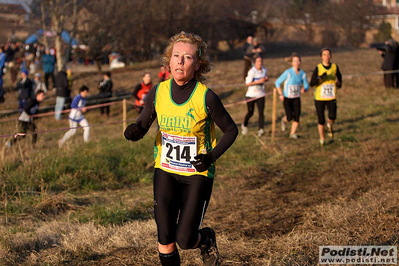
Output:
[
  {"xmin": 281, "ymin": 118, "xmax": 286, "ymax": 132},
  {"xmin": 258, "ymin": 128, "xmax": 265, "ymax": 137},
  {"xmin": 241, "ymin": 124, "xmax": 248, "ymax": 135},
  {"xmin": 289, "ymin": 133, "xmax": 298, "ymax": 139}
]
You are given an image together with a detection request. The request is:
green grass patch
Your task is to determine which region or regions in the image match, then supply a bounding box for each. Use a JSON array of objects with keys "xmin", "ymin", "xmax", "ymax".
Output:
[{"xmin": 70, "ymin": 200, "xmax": 153, "ymax": 226}]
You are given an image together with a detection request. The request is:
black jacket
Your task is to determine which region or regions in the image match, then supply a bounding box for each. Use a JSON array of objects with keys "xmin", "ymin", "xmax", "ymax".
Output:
[
  {"xmin": 381, "ymin": 40, "xmax": 398, "ymax": 71},
  {"xmin": 24, "ymin": 98, "xmax": 40, "ymax": 115},
  {"xmin": 17, "ymin": 78, "xmax": 33, "ymax": 100},
  {"xmin": 55, "ymin": 71, "xmax": 70, "ymax": 97},
  {"xmin": 98, "ymin": 79, "xmax": 113, "ymax": 97}
]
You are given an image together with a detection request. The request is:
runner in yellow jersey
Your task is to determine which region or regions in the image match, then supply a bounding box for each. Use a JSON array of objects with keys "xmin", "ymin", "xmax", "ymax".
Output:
[
  {"xmin": 124, "ymin": 32, "xmax": 238, "ymax": 266},
  {"xmin": 310, "ymin": 47, "xmax": 342, "ymax": 146}
]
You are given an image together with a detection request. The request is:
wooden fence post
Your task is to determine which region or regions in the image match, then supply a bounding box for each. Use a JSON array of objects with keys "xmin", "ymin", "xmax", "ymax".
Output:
[
  {"xmin": 123, "ymin": 99, "xmax": 127, "ymax": 136},
  {"xmin": 271, "ymin": 88, "xmax": 277, "ymax": 143}
]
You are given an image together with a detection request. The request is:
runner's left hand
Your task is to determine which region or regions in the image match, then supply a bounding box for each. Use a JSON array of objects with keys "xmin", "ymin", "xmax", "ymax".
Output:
[{"xmin": 190, "ymin": 153, "xmax": 213, "ymax": 172}]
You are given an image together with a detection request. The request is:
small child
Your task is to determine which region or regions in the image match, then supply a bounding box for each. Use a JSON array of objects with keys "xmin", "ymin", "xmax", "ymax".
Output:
[{"xmin": 59, "ymin": 86, "xmax": 90, "ymax": 147}]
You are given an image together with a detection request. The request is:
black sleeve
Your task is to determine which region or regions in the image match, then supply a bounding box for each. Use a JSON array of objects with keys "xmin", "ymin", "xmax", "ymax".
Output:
[
  {"xmin": 108, "ymin": 80, "xmax": 113, "ymax": 93},
  {"xmin": 205, "ymin": 89, "xmax": 238, "ymax": 162},
  {"xmin": 310, "ymin": 66, "xmax": 320, "ymax": 87},
  {"xmin": 134, "ymin": 85, "xmax": 157, "ymax": 134},
  {"xmin": 104, "ymin": 80, "xmax": 112, "ymax": 94},
  {"xmin": 23, "ymin": 99, "xmax": 35, "ymax": 115},
  {"xmin": 62, "ymin": 74, "xmax": 69, "ymax": 89},
  {"xmin": 336, "ymin": 65, "xmax": 342, "ymax": 85},
  {"xmin": 132, "ymin": 84, "xmax": 142, "ymax": 100},
  {"xmin": 27, "ymin": 80, "xmax": 34, "ymax": 99},
  {"xmin": 242, "ymin": 43, "xmax": 249, "ymax": 55}
]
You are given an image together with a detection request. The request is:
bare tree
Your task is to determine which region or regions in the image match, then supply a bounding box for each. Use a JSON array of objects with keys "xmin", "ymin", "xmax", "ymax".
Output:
[
  {"xmin": 40, "ymin": 0, "xmax": 48, "ymax": 47},
  {"xmin": 326, "ymin": 0, "xmax": 378, "ymax": 47},
  {"xmin": 64, "ymin": 0, "xmax": 78, "ymax": 67},
  {"xmin": 30, "ymin": 0, "xmax": 79, "ymax": 71},
  {"xmin": 282, "ymin": 0, "xmax": 326, "ymax": 43},
  {"xmin": 31, "ymin": 0, "xmax": 305, "ymax": 65}
]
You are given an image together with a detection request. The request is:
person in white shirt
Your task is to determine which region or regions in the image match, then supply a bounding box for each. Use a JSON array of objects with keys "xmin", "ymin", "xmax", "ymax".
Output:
[{"xmin": 242, "ymin": 56, "xmax": 269, "ymax": 137}]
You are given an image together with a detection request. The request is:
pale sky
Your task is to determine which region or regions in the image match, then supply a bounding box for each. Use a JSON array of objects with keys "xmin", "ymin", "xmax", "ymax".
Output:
[{"xmin": 0, "ymin": 0, "xmax": 31, "ymax": 13}]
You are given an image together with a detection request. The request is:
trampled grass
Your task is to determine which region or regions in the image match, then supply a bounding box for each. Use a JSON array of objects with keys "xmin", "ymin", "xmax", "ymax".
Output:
[{"xmin": 0, "ymin": 48, "xmax": 399, "ymax": 265}]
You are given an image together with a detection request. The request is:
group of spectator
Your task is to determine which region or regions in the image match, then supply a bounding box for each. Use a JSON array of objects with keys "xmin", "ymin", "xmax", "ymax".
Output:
[
  {"xmin": 242, "ymin": 35, "xmax": 266, "ymax": 80},
  {"xmin": 0, "ymin": 41, "xmax": 59, "ymax": 104}
]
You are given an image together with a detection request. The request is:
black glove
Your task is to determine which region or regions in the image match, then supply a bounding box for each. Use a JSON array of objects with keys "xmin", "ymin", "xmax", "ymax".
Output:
[
  {"xmin": 124, "ymin": 120, "xmax": 145, "ymax": 141},
  {"xmin": 336, "ymin": 81, "xmax": 342, "ymax": 88},
  {"xmin": 190, "ymin": 153, "xmax": 214, "ymax": 172},
  {"xmin": 319, "ymin": 72, "xmax": 327, "ymax": 80}
]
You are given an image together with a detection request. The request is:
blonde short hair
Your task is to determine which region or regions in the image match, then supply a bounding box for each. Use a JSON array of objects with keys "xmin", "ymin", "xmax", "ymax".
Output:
[{"xmin": 162, "ymin": 31, "xmax": 211, "ymax": 82}]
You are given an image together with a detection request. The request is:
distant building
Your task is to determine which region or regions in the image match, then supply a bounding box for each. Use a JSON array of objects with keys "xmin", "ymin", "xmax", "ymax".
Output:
[
  {"xmin": 0, "ymin": 2, "xmax": 29, "ymax": 42},
  {"xmin": 369, "ymin": 0, "xmax": 399, "ymax": 40},
  {"xmin": 375, "ymin": 0, "xmax": 399, "ymax": 7}
]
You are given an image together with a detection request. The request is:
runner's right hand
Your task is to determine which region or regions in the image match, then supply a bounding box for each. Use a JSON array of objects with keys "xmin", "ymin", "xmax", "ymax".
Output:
[
  {"xmin": 319, "ymin": 72, "xmax": 327, "ymax": 80},
  {"xmin": 124, "ymin": 121, "xmax": 145, "ymax": 141}
]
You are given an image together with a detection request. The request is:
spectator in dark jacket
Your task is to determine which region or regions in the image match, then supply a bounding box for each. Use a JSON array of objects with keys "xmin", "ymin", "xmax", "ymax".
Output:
[
  {"xmin": 54, "ymin": 69, "xmax": 70, "ymax": 120},
  {"xmin": 8, "ymin": 90, "xmax": 46, "ymax": 146},
  {"xmin": 9, "ymin": 43, "xmax": 21, "ymax": 83},
  {"xmin": 5, "ymin": 43, "xmax": 15, "ymax": 63},
  {"xmin": 246, "ymin": 38, "xmax": 265, "ymax": 61},
  {"xmin": 42, "ymin": 48, "xmax": 56, "ymax": 90},
  {"xmin": 242, "ymin": 35, "xmax": 253, "ymax": 80},
  {"xmin": 379, "ymin": 39, "xmax": 399, "ymax": 88},
  {"xmin": 16, "ymin": 70, "xmax": 33, "ymax": 112},
  {"xmin": 97, "ymin": 71, "xmax": 113, "ymax": 116}
]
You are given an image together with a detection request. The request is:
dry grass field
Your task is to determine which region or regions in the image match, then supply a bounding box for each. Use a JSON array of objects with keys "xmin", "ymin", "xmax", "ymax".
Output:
[{"xmin": 0, "ymin": 48, "xmax": 398, "ymax": 265}]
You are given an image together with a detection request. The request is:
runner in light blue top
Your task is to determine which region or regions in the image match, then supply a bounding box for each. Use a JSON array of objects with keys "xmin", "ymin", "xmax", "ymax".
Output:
[
  {"xmin": 275, "ymin": 53, "xmax": 309, "ymax": 139},
  {"xmin": 275, "ymin": 66, "xmax": 309, "ymax": 98}
]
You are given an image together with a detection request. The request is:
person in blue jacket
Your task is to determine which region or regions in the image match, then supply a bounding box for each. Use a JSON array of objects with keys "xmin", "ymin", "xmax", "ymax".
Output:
[
  {"xmin": 0, "ymin": 46, "xmax": 6, "ymax": 103},
  {"xmin": 41, "ymin": 48, "xmax": 55, "ymax": 90},
  {"xmin": 58, "ymin": 86, "xmax": 90, "ymax": 147},
  {"xmin": 275, "ymin": 53, "xmax": 309, "ymax": 139}
]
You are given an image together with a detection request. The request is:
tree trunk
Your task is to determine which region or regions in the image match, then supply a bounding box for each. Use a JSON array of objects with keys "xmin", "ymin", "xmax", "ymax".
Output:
[
  {"xmin": 64, "ymin": 0, "xmax": 78, "ymax": 66},
  {"xmin": 50, "ymin": 0, "xmax": 65, "ymax": 72},
  {"xmin": 55, "ymin": 35, "xmax": 63, "ymax": 71},
  {"xmin": 40, "ymin": 0, "xmax": 48, "ymax": 48},
  {"xmin": 95, "ymin": 59, "xmax": 102, "ymax": 73}
]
